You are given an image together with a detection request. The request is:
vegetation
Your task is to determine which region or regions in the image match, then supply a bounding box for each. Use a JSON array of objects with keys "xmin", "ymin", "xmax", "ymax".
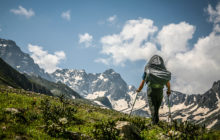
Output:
[{"xmin": 0, "ymin": 86, "xmax": 220, "ymax": 140}]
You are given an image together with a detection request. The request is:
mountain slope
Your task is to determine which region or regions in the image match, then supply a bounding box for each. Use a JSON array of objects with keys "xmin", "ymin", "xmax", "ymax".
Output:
[
  {"xmin": 0, "ymin": 57, "xmax": 52, "ymax": 96},
  {"xmin": 26, "ymin": 75, "xmax": 81, "ymax": 99},
  {"xmin": 0, "ymin": 38, "xmax": 52, "ymax": 81}
]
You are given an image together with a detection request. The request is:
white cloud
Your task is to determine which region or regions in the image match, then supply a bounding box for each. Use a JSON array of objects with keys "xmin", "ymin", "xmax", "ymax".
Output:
[
  {"xmin": 167, "ymin": 31, "xmax": 220, "ymax": 94},
  {"xmin": 206, "ymin": 3, "xmax": 220, "ymax": 24},
  {"xmin": 79, "ymin": 33, "xmax": 93, "ymax": 47},
  {"xmin": 10, "ymin": 5, "xmax": 35, "ymax": 18},
  {"xmin": 107, "ymin": 15, "xmax": 117, "ymax": 23},
  {"xmin": 61, "ymin": 10, "xmax": 71, "ymax": 21},
  {"xmin": 28, "ymin": 44, "xmax": 66, "ymax": 73},
  {"xmin": 100, "ymin": 18, "xmax": 158, "ymax": 65},
  {"xmin": 157, "ymin": 22, "xmax": 195, "ymax": 59},
  {"xmin": 94, "ymin": 58, "xmax": 110, "ymax": 65}
]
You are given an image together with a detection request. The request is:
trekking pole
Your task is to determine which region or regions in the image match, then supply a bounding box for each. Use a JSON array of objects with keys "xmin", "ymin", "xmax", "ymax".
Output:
[
  {"xmin": 129, "ymin": 92, "xmax": 138, "ymax": 117},
  {"xmin": 167, "ymin": 94, "xmax": 172, "ymax": 124}
]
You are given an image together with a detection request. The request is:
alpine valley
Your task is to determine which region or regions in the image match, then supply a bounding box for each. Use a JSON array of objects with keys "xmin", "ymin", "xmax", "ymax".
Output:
[{"xmin": 0, "ymin": 38, "xmax": 219, "ymax": 130}]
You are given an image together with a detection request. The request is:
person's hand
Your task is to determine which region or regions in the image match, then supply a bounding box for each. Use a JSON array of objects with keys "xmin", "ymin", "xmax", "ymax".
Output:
[
  {"xmin": 136, "ymin": 89, "xmax": 141, "ymax": 93},
  {"xmin": 167, "ymin": 90, "xmax": 171, "ymax": 96}
]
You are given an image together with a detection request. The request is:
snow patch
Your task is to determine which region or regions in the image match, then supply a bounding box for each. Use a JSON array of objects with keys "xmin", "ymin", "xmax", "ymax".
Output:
[
  {"xmin": 133, "ymin": 98, "xmax": 146, "ymax": 110},
  {"xmin": 160, "ymin": 102, "xmax": 193, "ymax": 114},
  {"xmin": 108, "ymin": 96, "xmax": 128, "ymax": 111},
  {"xmin": 86, "ymin": 91, "xmax": 106, "ymax": 99},
  {"xmin": 207, "ymin": 119, "xmax": 218, "ymax": 129},
  {"xmin": 192, "ymin": 107, "xmax": 209, "ymax": 115},
  {"xmin": 94, "ymin": 101, "xmax": 109, "ymax": 109},
  {"xmin": 98, "ymin": 74, "xmax": 108, "ymax": 82},
  {"xmin": 55, "ymin": 73, "xmax": 61, "ymax": 77},
  {"xmin": 193, "ymin": 92, "xmax": 220, "ymax": 121},
  {"xmin": 72, "ymin": 96, "xmax": 75, "ymax": 99},
  {"xmin": 74, "ymin": 76, "xmax": 83, "ymax": 81},
  {"xmin": 0, "ymin": 44, "xmax": 7, "ymax": 47}
]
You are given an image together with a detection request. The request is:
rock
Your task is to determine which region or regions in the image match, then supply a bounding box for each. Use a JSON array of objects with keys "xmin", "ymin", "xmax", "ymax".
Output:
[
  {"xmin": 87, "ymin": 109, "xmax": 93, "ymax": 113},
  {"xmin": 15, "ymin": 136, "xmax": 22, "ymax": 140},
  {"xmin": 64, "ymin": 131, "xmax": 93, "ymax": 140},
  {"xmin": 15, "ymin": 136, "xmax": 27, "ymax": 140},
  {"xmin": 5, "ymin": 108, "xmax": 19, "ymax": 114},
  {"xmin": 2, "ymin": 126, "xmax": 6, "ymax": 131},
  {"xmin": 115, "ymin": 121, "xmax": 141, "ymax": 140}
]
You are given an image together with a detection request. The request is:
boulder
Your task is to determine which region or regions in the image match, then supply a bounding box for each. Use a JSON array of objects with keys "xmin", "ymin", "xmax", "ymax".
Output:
[{"xmin": 115, "ymin": 121, "xmax": 141, "ymax": 140}]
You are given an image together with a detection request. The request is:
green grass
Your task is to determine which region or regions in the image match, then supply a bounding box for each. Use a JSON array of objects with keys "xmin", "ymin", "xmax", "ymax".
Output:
[{"xmin": 0, "ymin": 86, "xmax": 220, "ymax": 140}]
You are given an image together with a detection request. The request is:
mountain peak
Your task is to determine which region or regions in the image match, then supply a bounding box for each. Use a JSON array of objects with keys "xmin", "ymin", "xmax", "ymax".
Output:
[
  {"xmin": 0, "ymin": 38, "xmax": 20, "ymax": 51},
  {"xmin": 0, "ymin": 38, "xmax": 52, "ymax": 81},
  {"xmin": 212, "ymin": 80, "xmax": 220, "ymax": 92},
  {"xmin": 213, "ymin": 80, "xmax": 220, "ymax": 87},
  {"xmin": 0, "ymin": 38, "xmax": 16, "ymax": 46},
  {"xmin": 103, "ymin": 69, "xmax": 115, "ymax": 75}
]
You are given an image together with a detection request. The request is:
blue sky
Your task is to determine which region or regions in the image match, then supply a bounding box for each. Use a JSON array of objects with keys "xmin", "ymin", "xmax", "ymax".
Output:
[{"xmin": 0, "ymin": 0, "xmax": 220, "ymax": 94}]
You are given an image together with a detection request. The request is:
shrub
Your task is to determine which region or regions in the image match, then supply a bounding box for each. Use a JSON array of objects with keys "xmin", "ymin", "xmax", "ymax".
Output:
[
  {"xmin": 40, "ymin": 98, "xmax": 77, "ymax": 138},
  {"xmin": 92, "ymin": 119, "xmax": 120, "ymax": 140}
]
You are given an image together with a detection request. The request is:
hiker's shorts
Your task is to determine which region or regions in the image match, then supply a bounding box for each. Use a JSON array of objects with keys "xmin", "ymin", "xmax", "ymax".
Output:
[{"xmin": 147, "ymin": 87, "xmax": 163, "ymax": 124}]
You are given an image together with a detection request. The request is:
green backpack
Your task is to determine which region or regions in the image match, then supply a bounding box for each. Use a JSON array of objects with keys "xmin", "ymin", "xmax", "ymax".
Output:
[{"xmin": 144, "ymin": 55, "xmax": 171, "ymax": 88}]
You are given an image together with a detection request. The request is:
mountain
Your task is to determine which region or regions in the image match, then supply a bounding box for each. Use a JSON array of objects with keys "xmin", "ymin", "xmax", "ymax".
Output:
[
  {"xmin": 52, "ymin": 68, "xmax": 220, "ymax": 129},
  {"xmin": 51, "ymin": 69, "xmax": 135, "ymax": 110},
  {"xmin": 0, "ymin": 56, "xmax": 81, "ymax": 99},
  {"xmin": 0, "ymin": 57, "xmax": 52, "ymax": 96},
  {"xmin": 0, "ymin": 38, "xmax": 52, "ymax": 81}
]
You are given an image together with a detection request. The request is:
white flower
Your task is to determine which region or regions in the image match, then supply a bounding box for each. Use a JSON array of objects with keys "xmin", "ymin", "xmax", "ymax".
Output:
[{"xmin": 59, "ymin": 118, "xmax": 68, "ymax": 125}]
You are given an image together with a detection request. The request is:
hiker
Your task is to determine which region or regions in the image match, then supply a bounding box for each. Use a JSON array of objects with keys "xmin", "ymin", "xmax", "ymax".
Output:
[{"xmin": 136, "ymin": 55, "xmax": 171, "ymax": 125}]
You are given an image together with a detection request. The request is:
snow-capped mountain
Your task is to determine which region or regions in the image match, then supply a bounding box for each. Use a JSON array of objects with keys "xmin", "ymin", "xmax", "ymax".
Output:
[
  {"xmin": 52, "ymin": 69, "xmax": 134, "ymax": 109},
  {"xmin": 52, "ymin": 68, "xmax": 220, "ymax": 129},
  {"xmin": 0, "ymin": 38, "xmax": 52, "ymax": 81}
]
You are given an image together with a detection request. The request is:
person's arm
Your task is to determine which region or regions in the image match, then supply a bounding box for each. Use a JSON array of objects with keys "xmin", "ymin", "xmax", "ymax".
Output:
[
  {"xmin": 136, "ymin": 72, "xmax": 146, "ymax": 92},
  {"xmin": 166, "ymin": 81, "xmax": 171, "ymax": 96},
  {"xmin": 136, "ymin": 80, "xmax": 145, "ymax": 92}
]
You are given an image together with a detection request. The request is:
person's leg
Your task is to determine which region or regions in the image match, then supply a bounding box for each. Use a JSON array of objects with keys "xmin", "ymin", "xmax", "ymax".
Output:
[
  {"xmin": 154, "ymin": 88, "xmax": 163, "ymax": 124},
  {"xmin": 147, "ymin": 87, "xmax": 158, "ymax": 124}
]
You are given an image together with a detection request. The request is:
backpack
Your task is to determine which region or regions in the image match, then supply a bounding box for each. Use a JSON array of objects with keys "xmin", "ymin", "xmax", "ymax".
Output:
[{"xmin": 144, "ymin": 55, "xmax": 171, "ymax": 87}]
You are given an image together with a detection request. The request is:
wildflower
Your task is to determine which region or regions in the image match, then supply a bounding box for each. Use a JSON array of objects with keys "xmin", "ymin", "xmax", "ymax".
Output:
[{"xmin": 59, "ymin": 117, "xmax": 68, "ymax": 125}]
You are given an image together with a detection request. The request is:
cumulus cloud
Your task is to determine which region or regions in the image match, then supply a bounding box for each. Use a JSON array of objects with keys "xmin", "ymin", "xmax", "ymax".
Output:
[
  {"xmin": 98, "ymin": 3, "xmax": 220, "ymax": 94},
  {"xmin": 79, "ymin": 33, "xmax": 93, "ymax": 47},
  {"xmin": 206, "ymin": 3, "xmax": 220, "ymax": 24},
  {"xmin": 10, "ymin": 5, "xmax": 35, "ymax": 18},
  {"xmin": 107, "ymin": 15, "xmax": 117, "ymax": 23},
  {"xmin": 28, "ymin": 44, "xmax": 66, "ymax": 73},
  {"xmin": 157, "ymin": 22, "xmax": 195, "ymax": 59},
  {"xmin": 61, "ymin": 10, "xmax": 71, "ymax": 21},
  {"xmin": 167, "ymin": 31, "xmax": 220, "ymax": 94},
  {"xmin": 99, "ymin": 18, "xmax": 158, "ymax": 65}
]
